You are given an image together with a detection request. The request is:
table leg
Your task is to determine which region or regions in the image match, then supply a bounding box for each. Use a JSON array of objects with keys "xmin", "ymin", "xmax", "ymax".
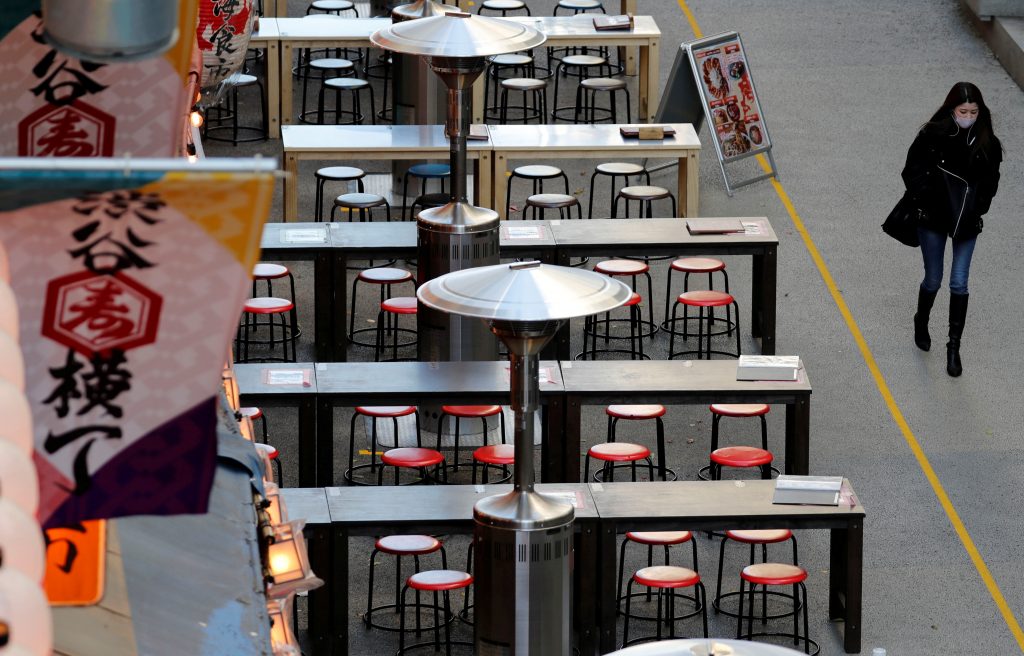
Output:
[
  {"xmin": 285, "ymin": 153, "xmax": 299, "ymax": 221},
  {"xmin": 563, "ymin": 395, "xmax": 582, "ymax": 483},
  {"xmin": 542, "ymin": 394, "xmax": 566, "ymax": 483},
  {"xmin": 620, "ymin": 0, "xmax": 636, "ymax": 14},
  {"xmin": 316, "ymin": 396, "xmax": 335, "ymax": 487},
  {"xmin": 576, "ymin": 521, "xmax": 600, "ymax": 655},
  {"xmin": 477, "ymin": 151, "xmax": 492, "ymax": 210},
  {"xmin": 314, "ymin": 252, "xmax": 334, "ymax": 362},
  {"xmin": 638, "ymin": 40, "xmax": 659, "ymax": 123},
  {"xmin": 281, "ymin": 43, "xmax": 295, "ymax": 128},
  {"xmin": 551, "ymin": 248, "xmax": 573, "ymax": 361},
  {"xmin": 298, "ymin": 395, "xmax": 318, "ymax": 487},
  {"xmin": 269, "ymin": 0, "xmax": 286, "ymax": 17},
  {"xmin": 334, "ymin": 251, "xmax": 349, "ymax": 362},
  {"xmin": 752, "ymin": 247, "xmax": 777, "ymax": 354},
  {"xmin": 677, "ymin": 152, "xmax": 700, "ymax": 217},
  {"xmin": 784, "ymin": 396, "xmax": 810, "ymax": 475},
  {"xmin": 493, "ymin": 153, "xmax": 509, "ymax": 220},
  {"xmin": 597, "ymin": 520, "xmax": 618, "ymax": 654},
  {"xmin": 332, "ymin": 524, "xmax": 350, "ymax": 656},
  {"xmin": 830, "ymin": 520, "xmax": 863, "ymax": 653},
  {"xmin": 306, "ymin": 522, "xmax": 331, "ymax": 654},
  {"xmin": 266, "ymin": 40, "xmax": 281, "ymax": 138},
  {"xmin": 471, "ymin": 73, "xmax": 485, "ymax": 125}
]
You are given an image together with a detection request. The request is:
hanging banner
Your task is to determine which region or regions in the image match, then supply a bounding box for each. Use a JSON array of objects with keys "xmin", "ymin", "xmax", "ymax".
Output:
[
  {"xmin": 43, "ymin": 519, "xmax": 106, "ymax": 606},
  {"xmin": 0, "ymin": 160, "xmax": 273, "ymax": 528},
  {"xmin": 0, "ymin": 2, "xmax": 199, "ymax": 157}
]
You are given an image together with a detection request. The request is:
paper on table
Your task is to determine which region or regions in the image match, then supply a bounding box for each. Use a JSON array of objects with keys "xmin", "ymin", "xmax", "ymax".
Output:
[
  {"xmin": 283, "ymin": 228, "xmax": 327, "ymax": 244},
  {"xmin": 263, "ymin": 369, "xmax": 312, "ymax": 386},
  {"xmin": 742, "ymin": 221, "xmax": 765, "ymax": 235},
  {"xmin": 504, "ymin": 226, "xmax": 544, "ymax": 239},
  {"xmin": 506, "ymin": 366, "xmax": 555, "ymax": 384},
  {"xmin": 542, "ymin": 490, "xmax": 582, "ymax": 508}
]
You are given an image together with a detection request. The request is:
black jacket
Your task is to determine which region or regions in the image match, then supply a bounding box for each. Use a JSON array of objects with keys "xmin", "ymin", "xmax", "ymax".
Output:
[{"xmin": 901, "ymin": 122, "xmax": 1002, "ymax": 240}]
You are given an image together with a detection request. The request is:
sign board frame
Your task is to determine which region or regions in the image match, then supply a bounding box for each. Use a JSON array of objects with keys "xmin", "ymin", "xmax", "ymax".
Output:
[{"xmin": 658, "ymin": 31, "xmax": 780, "ymax": 196}]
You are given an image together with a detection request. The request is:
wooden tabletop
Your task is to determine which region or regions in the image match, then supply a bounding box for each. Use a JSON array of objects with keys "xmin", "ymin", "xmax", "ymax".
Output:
[
  {"xmin": 282, "ymin": 124, "xmax": 493, "ymax": 152},
  {"xmin": 270, "ymin": 16, "xmax": 390, "ymax": 39},
  {"xmin": 327, "ymin": 220, "xmax": 556, "ymax": 251},
  {"xmin": 487, "ymin": 124, "xmax": 699, "ymax": 152},
  {"xmin": 503, "ymin": 14, "xmax": 660, "ymax": 39}
]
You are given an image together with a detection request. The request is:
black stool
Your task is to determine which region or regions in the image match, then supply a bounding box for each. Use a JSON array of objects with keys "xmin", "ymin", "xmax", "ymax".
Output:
[
  {"xmin": 499, "ymin": 77, "xmax": 548, "ymax": 124},
  {"xmin": 587, "ymin": 162, "xmax": 650, "ymax": 219},
  {"xmin": 331, "ymin": 192, "xmax": 392, "ymax": 223},
  {"xmin": 505, "ymin": 164, "xmax": 570, "ymax": 219},
  {"xmin": 314, "ymin": 166, "xmax": 365, "ymax": 222},
  {"xmin": 300, "ymin": 57, "xmax": 354, "ymax": 123},
  {"xmin": 402, "ymin": 163, "xmax": 450, "ymax": 221},
  {"xmin": 552, "ymin": 54, "xmax": 609, "ymax": 122},
  {"xmin": 575, "ymin": 77, "xmax": 631, "ymax": 124},
  {"xmin": 478, "ymin": 0, "xmax": 530, "ymax": 15},
  {"xmin": 203, "ymin": 73, "xmax": 267, "ymax": 144},
  {"xmin": 485, "ymin": 53, "xmax": 535, "ymax": 120},
  {"xmin": 524, "ymin": 193, "xmax": 582, "ymax": 221},
  {"xmin": 613, "ymin": 185, "xmax": 677, "ymax": 218},
  {"xmin": 318, "ymin": 77, "xmax": 374, "ymax": 125},
  {"xmin": 554, "ymin": 0, "xmax": 605, "ymax": 14}
]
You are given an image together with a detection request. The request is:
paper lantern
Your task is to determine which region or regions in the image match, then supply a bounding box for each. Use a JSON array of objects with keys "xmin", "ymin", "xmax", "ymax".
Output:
[
  {"xmin": 266, "ymin": 520, "xmax": 322, "ymax": 598},
  {"xmin": 0, "ymin": 331, "xmax": 24, "ymax": 391},
  {"xmin": 263, "ymin": 482, "xmax": 287, "ymax": 526},
  {"xmin": 0, "ymin": 280, "xmax": 16, "ymax": 339},
  {"xmin": 266, "ymin": 596, "xmax": 297, "ymax": 651},
  {"xmin": 0, "ymin": 443, "xmax": 39, "ymax": 516},
  {"xmin": 0, "ymin": 380, "xmax": 32, "ymax": 455},
  {"xmin": 0, "ymin": 498, "xmax": 45, "ymax": 582},
  {"xmin": 196, "ymin": 0, "xmax": 256, "ymax": 101},
  {"xmin": 0, "ymin": 569, "xmax": 53, "ymax": 656}
]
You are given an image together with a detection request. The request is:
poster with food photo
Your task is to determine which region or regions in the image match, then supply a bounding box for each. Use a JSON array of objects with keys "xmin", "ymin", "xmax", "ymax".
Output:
[{"xmin": 692, "ymin": 35, "xmax": 770, "ymax": 161}]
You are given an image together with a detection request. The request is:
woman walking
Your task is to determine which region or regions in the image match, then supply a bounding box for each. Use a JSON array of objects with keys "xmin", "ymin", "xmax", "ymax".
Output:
[{"xmin": 902, "ymin": 82, "xmax": 1002, "ymax": 377}]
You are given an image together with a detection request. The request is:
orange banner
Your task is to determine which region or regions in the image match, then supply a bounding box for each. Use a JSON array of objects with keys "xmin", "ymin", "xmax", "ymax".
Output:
[{"xmin": 43, "ymin": 519, "xmax": 106, "ymax": 606}]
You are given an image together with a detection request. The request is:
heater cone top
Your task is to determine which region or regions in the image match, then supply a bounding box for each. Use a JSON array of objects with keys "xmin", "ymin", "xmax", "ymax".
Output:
[
  {"xmin": 392, "ymin": 0, "xmax": 461, "ymax": 20},
  {"xmin": 371, "ymin": 12, "xmax": 545, "ymax": 58},
  {"xmin": 417, "ymin": 261, "xmax": 631, "ymax": 322}
]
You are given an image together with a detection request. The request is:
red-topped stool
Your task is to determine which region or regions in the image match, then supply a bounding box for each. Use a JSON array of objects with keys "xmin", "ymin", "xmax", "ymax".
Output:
[
  {"xmin": 399, "ymin": 570, "xmax": 474, "ymax": 654},
  {"xmin": 604, "ymin": 405, "xmax": 674, "ymax": 481},
  {"xmin": 375, "ymin": 297, "xmax": 418, "ymax": 362},
  {"xmin": 236, "ymin": 297, "xmax": 298, "ymax": 362},
  {"xmin": 349, "ymin": 267, "xmax": 416, "ymax": 348},
  {"xmin": 715, "ymin": 529, "xmax": 799, "ymax": 619},
  {"xmin": 238, "ymin": 406, "xmax": 268, "ymax": 444},
  {"xmin": 346, "ymin": 406, "xmax": 421, "ymax": 486},
  {"xmin": 251, "ymin": 263, "xmax": 301, "ymax": 340},
  {"xmin": 253, "ymin": 442, "xmax": 283, "ymax": 483},
  {"xmin": 667, "ymin": 289, "xmax": 741, "ymax": 360},
  {"xmin": 697, "ymin": 403, "xmax": 771, "ymax": 480},
  {"xmin": 436, "ymin": 405, "xmax": 506, "ymax": 477},
  {"xmin": 621, "ymin": 565, "xmax": 708, "ymax": 646},
  {"xmin": 617, "ymin": 531, "xmax": 698, "ymax": 618},
  {"xmin": 708, "ymin": 446, "xmax": 775, "ymax": 481},
  {"xmin": 471, "ymin": 443, "xmax": 515, "ymax": 484},
  {"xmin": 585, "ymin": 442, "xmax": 654, "ymax": 482},
  {"xmin": 365, "ymin": 534, "xmax": 448, "ymax": 632},
  {"xmin": 662, "ymin": 257, "xmax": 731, "ymax": 333},
  {"xmin": 578, "ymin": 292, "xmax": 648, "ymax": 361},
  {"xmin": 736, "ymin": 563, "xmax": 819, "ymax": 654},
  {"xmin": 594, "ymin": 259, "xmax": 657, "ymax": 338},
  {"xmin": 378, "ymin": 447, "xmax": 447, "ymax": 486}
]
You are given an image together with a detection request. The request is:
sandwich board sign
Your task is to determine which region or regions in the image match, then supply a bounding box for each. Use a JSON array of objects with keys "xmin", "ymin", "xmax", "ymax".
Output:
[{"xmin": 656, "ymin": 31, "xmax": 779, "ymax": 196}]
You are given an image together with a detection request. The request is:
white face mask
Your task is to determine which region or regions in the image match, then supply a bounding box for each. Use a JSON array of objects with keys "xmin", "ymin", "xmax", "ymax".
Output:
[{"xmin": 954, "ymin": 115, "xmax": 976, "ymax": 129}]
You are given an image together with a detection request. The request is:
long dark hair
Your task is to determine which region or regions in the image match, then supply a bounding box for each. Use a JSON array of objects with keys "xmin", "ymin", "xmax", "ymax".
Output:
[{"xmin": 924, "ymin": 81, "xmax": 1002, "ymax": 160}]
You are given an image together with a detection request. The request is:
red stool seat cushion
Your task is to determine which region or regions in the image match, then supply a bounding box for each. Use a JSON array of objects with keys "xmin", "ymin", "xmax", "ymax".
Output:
[
  {"xmin": 358, "ymin": 267, "xmax": 413, "ymax": 284},
  {"xmin": 243, "ymin": 297, "xmax": 294, "ymax": 314},
  {"xmin": 473, "ymin": 444, "xmax": 515, "ymax": 465},
  {"xmin": 376, "ymin": 534, "xmax": 442, "ymax": 556},
  {"xmin": 741, "ymin": 562, "xmax": 807, "ymax": 586},
  {"xmin": 726, "ymin": 529, "xmax": 793, "ymax": 544},
  {"xmin": 623, "ymin": 292, "xmax": 642, "ymax": 307},
  {"xmin": 711, "ymin": 446, "xmax": 773, "ymax": 468},
  {"xmin": 355, "ymin": 405, "xmax": 417, "ymax": 418},
  {"xmin": 381, "ymin": 447, "xmax": 444, "ymax": 469},
  {"xmin": 677, "ymin": 289, "xmax": 734, "ymax": 307},
  {"xmin": 252, "ymin": 263, "xmax": 289, "ymax": 279},
  {"xmin": 589, "ymin": 442, "xmax": 650, "ymax": 462},
  {"xmin": 710, "ymin": 403, "xmax": 770, "ymax": 417},
  {"xmin": 255, "ymin": 442, "xmax": 279, "ymax": 460},
  {"xmin": 381, "ymin": 297, "xmax": 417, "ymax": 314},
  {"xmin": 407, "ymin": 569, "xmax": 473, "ymax": 592},
  {"xmin": 633, "ymin": 565, "xmax": 700, "ymax": 589},
  {"xmin": 626, "ymin": 531, "xmax": 693, "ymax": 546},
  {"xmin": 606, "ymin": 404, "xmax": 666, "ymax": 420},
  {"xmin": 670, "ymin": 257, "xmax": 725, "ymax": 273},
  {"xmin": 441, "ymin": 405, "xmax": 502, "ymax": 418},
  {"xmin": 595, "ymin": 259, "xmax": 650, "ymax": 276},
  {"xmin": 239, "ymin": 406, "xmax": 263, "ymax": 420}
]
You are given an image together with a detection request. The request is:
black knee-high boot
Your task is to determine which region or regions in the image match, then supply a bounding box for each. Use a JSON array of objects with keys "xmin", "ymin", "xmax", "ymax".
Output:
[
  {"xmin": 914, "ymin": 287, "xmax": 938, "ymax": 351},
  {"xmin": 947, "ymin": 293, "xmax": 969, "ymax": 377}
]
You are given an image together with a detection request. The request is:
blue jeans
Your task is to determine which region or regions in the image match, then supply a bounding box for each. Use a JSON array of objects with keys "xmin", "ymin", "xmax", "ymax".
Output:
[{"xmin": 918, "ymin": 227, "xmax": 977, "ymax": 295}]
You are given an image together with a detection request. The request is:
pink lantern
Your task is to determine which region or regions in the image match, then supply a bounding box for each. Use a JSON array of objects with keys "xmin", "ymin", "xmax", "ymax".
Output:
[
  {"xmin": 0, "ymin": 379, "xmax": 32, "ymax": 455},
  {"xmin": 196, "ymin": 0, "xmax": 256, "ymax": 102},
  {"xmin": 0, "ymin": 568, "xmax": 53, "ymax": 656},
  {"xmin": 0, "ymin": 442, "xmax": 39, "ymax": 516},
  {"xmin": 0, "ymin": 498, "xmax": 45, "ymax": 581},
  {"xmin": 0, "ymin": 331, "xmax": 24, "ymax": 390}
]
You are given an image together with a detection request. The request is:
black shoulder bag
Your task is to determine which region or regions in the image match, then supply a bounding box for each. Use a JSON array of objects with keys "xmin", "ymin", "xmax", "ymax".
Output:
[{"xmin": 882, "ymin": 193, "xmax": 921, "ymax": 247}]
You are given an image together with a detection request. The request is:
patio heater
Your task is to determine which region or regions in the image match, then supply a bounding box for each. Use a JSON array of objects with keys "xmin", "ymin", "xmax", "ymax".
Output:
[
  {"xmin": 371, "ymin": 13, "xmax": 545, "ymax": 363},
  {"xmin": 418, "ymin": 261, "xmax": 631, "ymax": 654},
  {"xmin": 42, "ymin": 0, "xmax": 180, "ymax": 62}
]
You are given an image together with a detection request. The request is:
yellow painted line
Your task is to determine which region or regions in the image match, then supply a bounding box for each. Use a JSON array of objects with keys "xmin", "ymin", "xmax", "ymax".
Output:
[
  {"xmin": 358, "ymin": 449, "xmax": 386, "ymax": 456},
  {"xmin": 677, "ymin": 0, "xmax": 1024, "ymax": 649}
]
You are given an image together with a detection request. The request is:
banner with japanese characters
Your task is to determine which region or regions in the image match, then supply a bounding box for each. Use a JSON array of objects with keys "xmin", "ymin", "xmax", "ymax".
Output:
[
  {"xmin": 0, "ymin": 2, "xmax": 199, "ymax": 157},
  {"xmin": 196, "ymin": 0, "xmax": 257, "ymax": 99},
  {"xmin": 0, "ymin": 163, "xmax": 272, "ymax": 528},
  {"xmin": 689, "ymin": 32, "xmax": 770, "ymax": 161}
]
